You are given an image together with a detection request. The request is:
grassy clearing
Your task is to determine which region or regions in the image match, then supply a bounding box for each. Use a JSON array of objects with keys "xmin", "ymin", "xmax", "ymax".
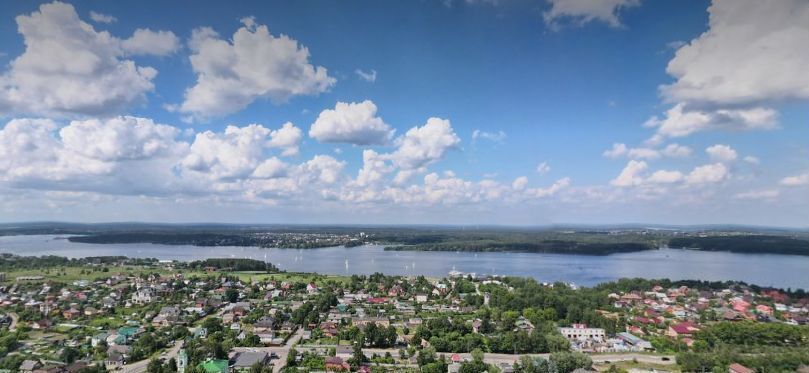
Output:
[{"xmin": 1, "ymin": 266, "xmax": 350, "ymax": 286}]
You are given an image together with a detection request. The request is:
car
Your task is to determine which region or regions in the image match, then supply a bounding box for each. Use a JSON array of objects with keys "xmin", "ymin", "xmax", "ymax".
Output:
[{"xmin": 270, "ymin": 352, "xmax": 279, "ymax": 359}]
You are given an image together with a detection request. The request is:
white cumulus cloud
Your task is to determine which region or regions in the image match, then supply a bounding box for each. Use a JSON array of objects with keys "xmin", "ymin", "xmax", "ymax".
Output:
[
  {"xmin": 309, "ymin": 100, "xmax": 394, "ymax": 145},
  {"xmin": 781, "ymin": 173, "xmax": 809, "ymax": 186},
  {"xmin": 705, "ymin": 144, "xmax": 738, "ymax": 163},
  {"xmin": 543, "ymin": 0, "xmax": 640, "ymax": 30},
  {"xmin": 268, "ymin": 122, "xmax": 303, "ymax": 157},
  {"xmin": 0, "ymin": 2, "xmax": 177, "ymax": 116},
  {"xmin": 661, "ymin": 0, "xmax": 809, "ymax": 107},
  {"xmin": 178, "ymin": 18, "xmax": 335, "ymax": 120}
]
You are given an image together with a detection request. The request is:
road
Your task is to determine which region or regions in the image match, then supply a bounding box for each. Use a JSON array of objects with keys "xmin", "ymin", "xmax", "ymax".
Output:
[
  {"xmin": 7, "ymin": 312, "xmax": 18, "ymax": 331},
  {"xmin": 121, "ymin": 327, "xmax": 673, "ymax": 372},
  {"xmin": 119, "ymin": 340, "xmax": 183, "ymax": 373},
  {"xmin": 359, "ymin": 348, "xmax": 676, "ymax": 366}
]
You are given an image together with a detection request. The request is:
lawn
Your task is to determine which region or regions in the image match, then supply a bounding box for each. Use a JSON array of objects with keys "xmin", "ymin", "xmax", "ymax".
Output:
[{"xmin": 1, "ymin": 265, "xmax": 350, "ymax": 287}]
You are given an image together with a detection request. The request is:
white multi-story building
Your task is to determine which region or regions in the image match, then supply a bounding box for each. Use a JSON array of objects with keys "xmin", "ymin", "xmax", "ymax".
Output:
[{"xmin": 559, "ymin": 323, "xmax": 606, "ymax": 341}]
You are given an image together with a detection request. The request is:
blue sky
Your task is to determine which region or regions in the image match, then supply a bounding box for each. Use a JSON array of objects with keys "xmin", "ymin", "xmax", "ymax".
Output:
[{"xmin": 0, "ymin": 0, "xmax": 807, "ymax": 226}]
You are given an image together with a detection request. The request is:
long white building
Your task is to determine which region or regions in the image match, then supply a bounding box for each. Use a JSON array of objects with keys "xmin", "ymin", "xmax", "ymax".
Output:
[{"xmin": 559, "ymin": 323, "xmax": 606, "ymax": 341}]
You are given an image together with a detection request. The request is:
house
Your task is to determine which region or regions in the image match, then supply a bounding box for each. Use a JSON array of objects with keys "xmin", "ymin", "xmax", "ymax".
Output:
[
  {"xmin": 105, "ymin": 351, "xmax": 125, "ymax": 371},
  {"xmin": 667, "ymin": 321, "xmax": 701, "ymax": 338},
  {"xmin": 472, "ymin": 319, "xmax": 483, "ymax": 334},
  {"xmin": 31, "ymin": 319, "xmax": 52, "ymax": 329},
  {"xmin": 19, "ymin": 360, "xmax": 41, "ymax": 373},
  {"xmin": 62, "ymin": 308, "xmax": 81, "ymax": 320},
  {"xmin": 616, "ymin": 332, "xmax": 653, "ymax": 351},
  {"xmin": 91, "ymin": 332, "xmax": 109, "ymax": 347},
  {"xmin": 755, "ymin": 304, "xmax": 773, "ymax": 315},
  {"xmin": 108, "ymin": 345, "xmax": 132, "ymax": 358},
  {"xmin": 256, "ymin": 332, "xmax": 275, "ymax": 344},
  {"xmin": 132, "ymin": 288, "xmax": 157, "ymax": 304},
  {"xmin": 253, "ymin": 316, "xmax": 275, "ymax": 332},
  {"xmin": 514, "ymin": 316, "xmax": 535, "ymax": 334},
  {"xmin": 306, "ymin": 283, "xmax": 319, "ymax": 294},
  {"xmin": 728, "ymin": 363, "xmax": 754, "ymax": 373},
  {"xmin": 84, "ymin": 307, "xmax": 100, "ymax": 316},
  {"xmin": 230, "ymin": 351, "xmax": 270, "ymax": 371},
  {"xmin": 352, "ymin": 317, "xmax": 390, "ymax": 328},
  {"xmin": 325, "ymin": 356, "xmax": 349, "ymax": 371},
  {"xmin": 559, "ymin": 324, "xmax": 605, "ymax": 342},
  {"xmin": 320, "ymin": 321, "xmax": 339, "ymax": 336}
]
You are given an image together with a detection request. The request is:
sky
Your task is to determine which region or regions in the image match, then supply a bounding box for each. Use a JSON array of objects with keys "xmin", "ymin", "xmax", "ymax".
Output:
[{"xmin": 0, "ymin": 0, "xmax": 807, "ymax": 227}]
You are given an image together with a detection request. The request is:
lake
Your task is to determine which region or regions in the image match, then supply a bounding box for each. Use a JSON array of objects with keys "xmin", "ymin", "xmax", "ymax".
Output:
[{"xmin": 1, "ymin": 234, "xmax": 808, "ymax": 290}]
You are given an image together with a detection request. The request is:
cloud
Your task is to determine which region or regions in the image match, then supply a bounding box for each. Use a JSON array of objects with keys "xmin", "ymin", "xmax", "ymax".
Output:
[
  {"xmin": 181, "ymin": 125, "xmax": 268, "ymax": 180},
  {"xmin": 661, "ymin": 0, "xmax": 809, "ymax": 107},
  {"xmin": 512, "ymin": 176, "xmax": 528, "ymax": 191},
  {"xmin": 643, "ymin": 0, "xmax": 808, "ymax": 143},
  {"xmin": 526, "ymin": 177, "xmax": 571, "ymax": 198},
  {"xmin": 610, "ymin": 160, "xmax": 647, "ymax": 187},
  {"xmin": 268, "ymin": 122, "xmax": 302, "ymax": 156},
  {"xmin": 543, "ymin": 0, "xmax": 640, "ymax": 30},
  {"xmin": 0, "ymin": 2, "xmax": 177, "ymax": 116},
  {"xmin": 309, "ymin": 100, "xmax": 394, "ymax": 145},
  {"xmin": 781, "ymin": 173, "xmax": 809, "ymax": 186},
  {"xmin": 300, "ymin": 155, "xmax": 346, "ymax": 184},
  {"xmin": 743, "ymin": 156, "xmax": 760, "ymax": 165},
  {"xmin": 89, "ymin": 11, "xmax": 116, "ymax": 24},
  {"xmin": 0, "ymin": 118, "xmax": 110, "ymax": 183},
  {"xmin": 735, "ymin": 189, "xmax": 779, "ymax": 200},
  {"xmin": 536, "ymin": 161, "xmax": 551, "ymax": 175},
  {"xmin": 603, "ymin": 143, "xmax": 628, "ymax": 158},
  {"xmin": 389, "ymin": 118, "xmax": 460, "ymax": 181},
  {"xmin": 705, "ymin": 144, "xmax": 738, "ymax": 163},
  {"xmin": 472, "ymin": 130, "xmax": 507, "ymax": 143},
  {"xmin": 60, "ymin": 117, "xmax": 182, "ymax": 161},
  {"xmin": 611, "ymin": 160, "xmax": 727, "ymax": 187},
  {"xmin": 661, "ymin": 143, "xmax": 692, "ymax": 158},
  {"xmin": 1, "ymin": 114, "xmax": 565, "ymax": 211},
  {"xmin": 0, "ymin": 117, "xmax": 188, "ymax": 195},
  {"xmin": 251, "ymin": 157, "xmax": 288, "ymax": 179},
  {"xmin": 626, "ymin": 147, "xmax": 660, "ymax": 160},
  {"xmin": 645, "ymin": 103, "xmax": 777, "ymax": 143},
  {"xmin": 685, "ymin": 163, "xmax": 728, "ymax": 185},
  {"xmin": 604, "ymin": 142, "xmax": 692, "ymax": 160},
  {"xmin": 355, "ymin": 149, "xmax": 391, "ymax": 187},
  {"xmin": 122, "ymin": 29, "xmax": 180, "ymax": 56},
  {"xmin": 646, "ymin": 170, "xmax": 683, "ymax": 184},
  {"xmin": 354, "ymin": 69, "xmax": 377, "ymax": 83},
  {"xmin": 178, "ymin": 18, "xmax": 335, "ymax": 120}
]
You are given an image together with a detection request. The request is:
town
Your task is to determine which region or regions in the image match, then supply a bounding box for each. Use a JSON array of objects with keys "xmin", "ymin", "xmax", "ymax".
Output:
[{"xmin": 0, "ymin": 255, "xmax": 807, "ymax": 373}]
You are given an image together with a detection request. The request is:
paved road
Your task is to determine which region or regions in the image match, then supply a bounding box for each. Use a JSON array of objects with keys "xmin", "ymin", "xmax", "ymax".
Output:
[
  {"xmin": 7, "ymin": 312, "xmax": 18, "ymax": 331},
  {"xmin": 119, "ymin": 340, "xmax": 183, "ymax": 373},
  {"xmin": 360, "ymin": 348, "xmax": 676, "ymax": 366}
]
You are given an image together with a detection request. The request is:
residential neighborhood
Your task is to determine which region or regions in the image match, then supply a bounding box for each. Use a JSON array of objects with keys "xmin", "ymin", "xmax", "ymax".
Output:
[{"xmin": 0, "ymin": 256, "xmax": 807, "ymax": 372}]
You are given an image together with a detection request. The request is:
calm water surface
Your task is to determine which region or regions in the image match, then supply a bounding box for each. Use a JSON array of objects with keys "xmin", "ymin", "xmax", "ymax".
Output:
[{"xmin": 1, "ymin": 235, "xmax": 807, "ymax": 290}]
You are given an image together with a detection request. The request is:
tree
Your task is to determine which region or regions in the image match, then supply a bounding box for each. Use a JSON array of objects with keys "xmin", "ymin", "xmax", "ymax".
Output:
[
  {"xmin": 549, "ymin": 352, "xmax": 592, "ymax": 373},
  {"xmin": 459, "ymin": 349, "xmax": 488, "ymax": 373},
  {"xmin": 61, "ymin": 346, "xmax": 80, "ymax": 364},
  {"xmin": 287, "ymin": 346, "xmax": 298, "ymax": 367},
  {"xmin": 147, "ymin": 358, "xmax": 165, "ymax": 373},
  {"xmin": 225, "ymin": 288, "xmax": 239, "ymax": 303},
  {"xmin": 417, "ymin": 347, "xmax": 437, "ymax": 367}
]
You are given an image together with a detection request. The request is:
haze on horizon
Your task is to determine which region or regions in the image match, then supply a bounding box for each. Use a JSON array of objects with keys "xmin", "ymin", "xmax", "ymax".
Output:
[{"xmin": 0, "ymin": 0, "xmax": 807, "ymax": 226}]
